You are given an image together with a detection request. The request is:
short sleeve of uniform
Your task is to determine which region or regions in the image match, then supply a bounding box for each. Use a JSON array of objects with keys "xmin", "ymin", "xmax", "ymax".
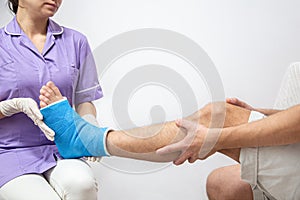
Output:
[{"xmin": 74, "ymin": 36, "xmax": 103, "ymax": 105}]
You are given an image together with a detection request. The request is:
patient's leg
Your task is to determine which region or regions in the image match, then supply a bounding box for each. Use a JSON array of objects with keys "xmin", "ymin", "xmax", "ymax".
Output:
[
  {"xmin": 40, "ymin": 82, "xmax": 250, "ymax": 162},
  {"xmin": 106, "ymin": 102, "xmax": 250, "ymax": 162}
]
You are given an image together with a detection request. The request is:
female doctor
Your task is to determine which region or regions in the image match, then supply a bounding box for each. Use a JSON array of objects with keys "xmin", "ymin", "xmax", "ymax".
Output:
[{"xmin": 0, "ymin": 0, "xmax": 102, "ymax": 199}]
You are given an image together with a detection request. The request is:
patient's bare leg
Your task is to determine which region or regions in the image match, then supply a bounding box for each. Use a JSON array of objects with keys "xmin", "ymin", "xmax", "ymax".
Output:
[
  {"xmin": 106, "ymin": 101, "xmax": 250, "ymax": 162},
  {"xmin": 40, "ymin": 82, "xmax": 250, "ymax": 162}
]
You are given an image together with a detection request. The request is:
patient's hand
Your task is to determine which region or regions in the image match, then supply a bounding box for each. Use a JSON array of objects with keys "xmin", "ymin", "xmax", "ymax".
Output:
[
  {"xmin": 156, "ymin": 119, "xmax": 220, "ymax": 165},
  {"xmin": 226, "ymin": 97, "xmax": 254, "ymax": 111}
]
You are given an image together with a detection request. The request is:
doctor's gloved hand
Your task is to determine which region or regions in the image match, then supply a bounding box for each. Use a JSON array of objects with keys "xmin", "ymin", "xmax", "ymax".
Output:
[{"xmin": 0, "ymin": 98, "xmax": 55, "ymax": 141}]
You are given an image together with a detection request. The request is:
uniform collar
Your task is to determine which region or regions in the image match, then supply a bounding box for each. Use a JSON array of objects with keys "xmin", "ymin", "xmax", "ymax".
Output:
[
  {"xmin": 48, "ymin": 19, "xmax": 64, "ymax": 35},
  {"xmin": 4, "ymin": 17, "xmax": 64, "ymax": 36}
]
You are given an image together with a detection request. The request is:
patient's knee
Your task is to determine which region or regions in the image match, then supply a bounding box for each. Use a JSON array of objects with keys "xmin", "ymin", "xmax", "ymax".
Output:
[
  {"xmin": 206, "ymin": 165, "xmax": 253, "ymax": 200},
  {"xmin": 206, "ymin": 168, "xmax": 223, "ymax": 200}
]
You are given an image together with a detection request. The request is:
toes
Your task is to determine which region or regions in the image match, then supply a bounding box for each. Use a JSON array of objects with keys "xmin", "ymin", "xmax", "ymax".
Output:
[
  {"xmin": 46, "ymin": 81, "xmax": 63, "ymax": 99},
  {"xmin": 39, "ymin": 94, "xmax": 51, "ymax": 105}
]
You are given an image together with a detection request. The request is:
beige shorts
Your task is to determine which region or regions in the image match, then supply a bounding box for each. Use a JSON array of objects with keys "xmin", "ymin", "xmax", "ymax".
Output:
[{"xmin": 239, "ymin": 111, "xmax": 300, "ymax": 200}]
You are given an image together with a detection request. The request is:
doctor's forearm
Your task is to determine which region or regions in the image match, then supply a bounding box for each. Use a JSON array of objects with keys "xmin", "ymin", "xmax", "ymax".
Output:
[{"xmin": 75, "ymin": 102, "xmax": 97, "ymax": 117}]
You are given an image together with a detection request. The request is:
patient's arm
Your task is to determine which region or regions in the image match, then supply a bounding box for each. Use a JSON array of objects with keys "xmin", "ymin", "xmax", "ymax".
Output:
[
  {"xmin": 226, "ymin": 97, "xmax": 281, "ymax": 116},
  {"xmin": 40, "ymin": 82, "xmax": 250, "ymax": 162}
]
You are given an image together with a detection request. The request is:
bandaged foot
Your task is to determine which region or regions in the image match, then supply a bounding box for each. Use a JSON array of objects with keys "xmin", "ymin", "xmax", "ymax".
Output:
[{"xmin": 39, "ymin": 82, "xmax": 110, "ymax": 158}]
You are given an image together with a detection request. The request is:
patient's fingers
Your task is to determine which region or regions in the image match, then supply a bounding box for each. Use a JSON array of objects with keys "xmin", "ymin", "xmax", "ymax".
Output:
[
  {"xmin": 226, "ymin": 97, "xmax": 253, "ymax": 110},
  {"xmin": 174, "ymin": 151, "xmax": 193, "ymax": 165}
]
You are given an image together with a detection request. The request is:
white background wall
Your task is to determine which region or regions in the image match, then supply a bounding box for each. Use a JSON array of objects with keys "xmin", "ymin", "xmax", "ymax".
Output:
[{"xmin": 1, "ymin": 1, "xmax": 300, "ymax": 199}]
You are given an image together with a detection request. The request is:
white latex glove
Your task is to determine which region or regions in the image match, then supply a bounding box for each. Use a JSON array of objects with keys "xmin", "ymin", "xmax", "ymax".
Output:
[
  {"xmin": 82, "ymin": 114, "xmax": 102, "ymax": 162},
  {"xmin": 0, "ymin": 98, "xmax": 55, "ymax": 141}
]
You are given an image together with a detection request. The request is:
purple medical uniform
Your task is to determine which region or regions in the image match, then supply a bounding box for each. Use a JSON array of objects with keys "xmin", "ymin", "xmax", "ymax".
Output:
[{"xmin": 0, "ymin": 17, "xmax": 103, "ymax": 187}]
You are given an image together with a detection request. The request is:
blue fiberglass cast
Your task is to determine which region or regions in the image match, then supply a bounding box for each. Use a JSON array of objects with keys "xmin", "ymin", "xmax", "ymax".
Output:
[{"xmin": 40, "ymin": 98, "xmax": 110, "ymax": 158}]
